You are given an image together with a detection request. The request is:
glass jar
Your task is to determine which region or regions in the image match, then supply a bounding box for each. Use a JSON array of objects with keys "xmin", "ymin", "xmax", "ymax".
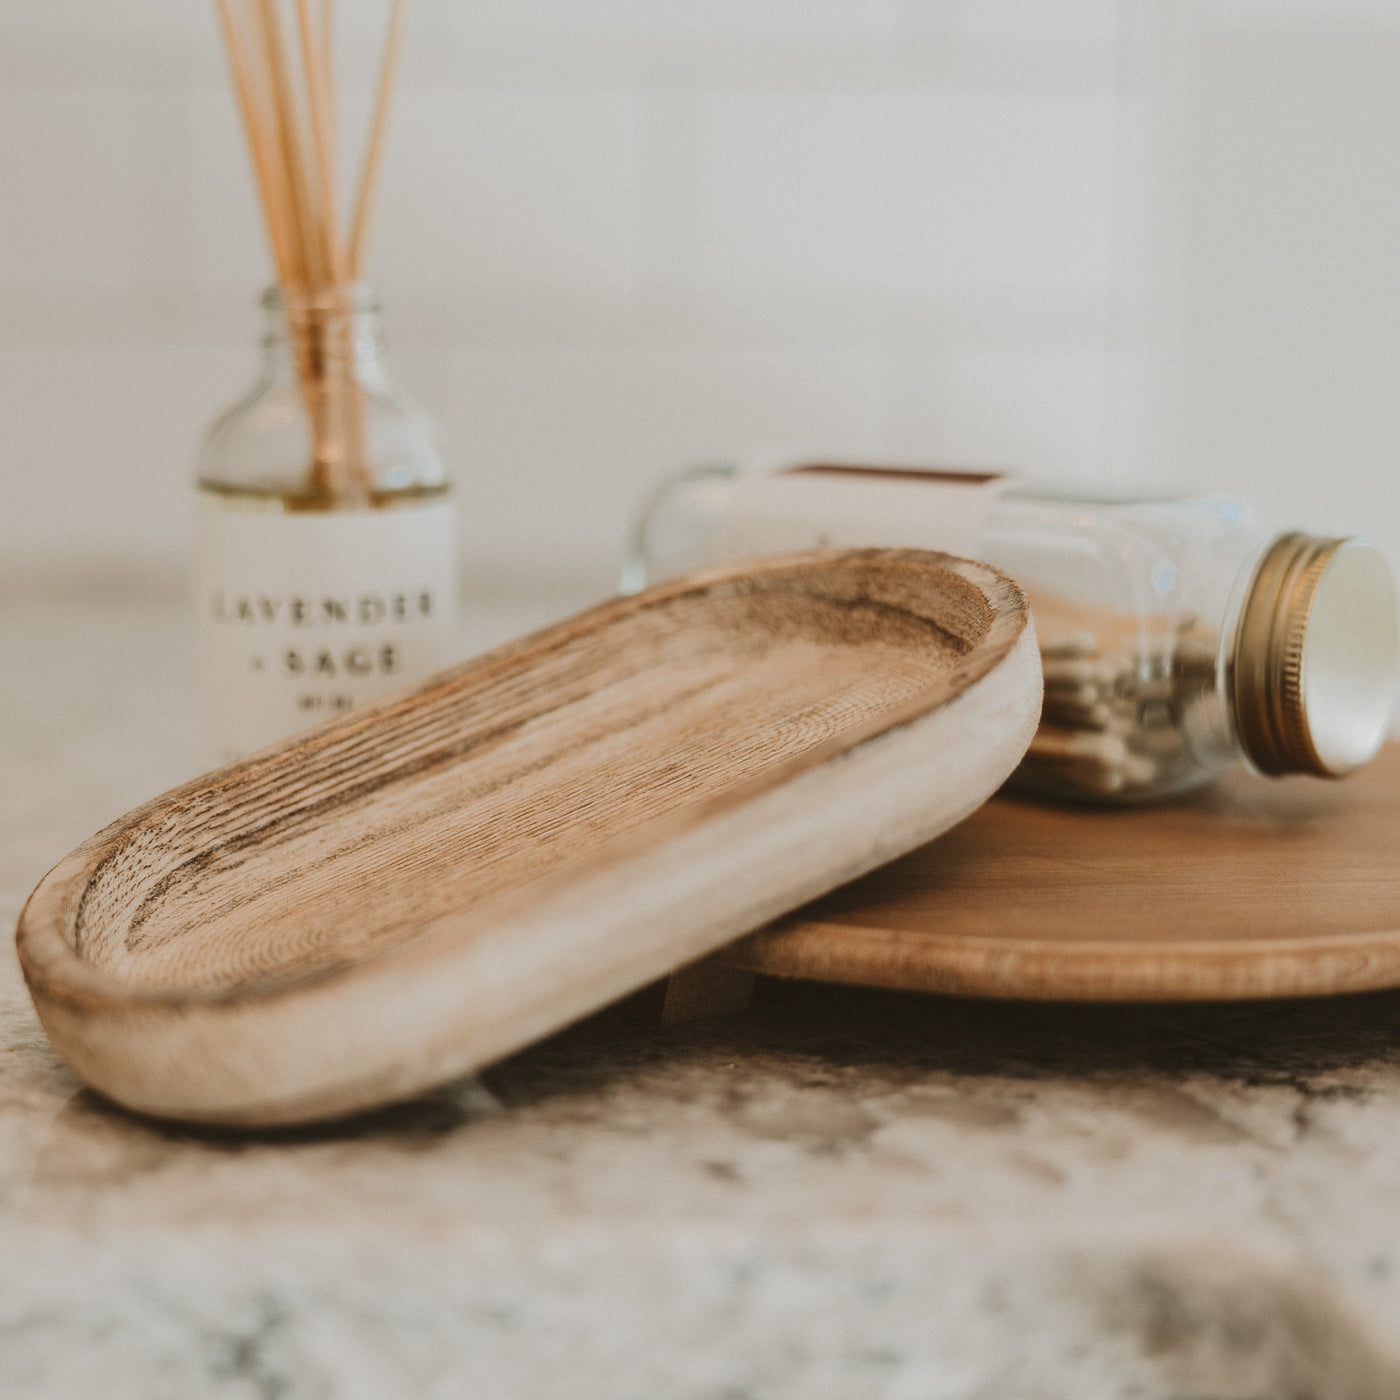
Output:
[
  {"xmin": 195, "ymin": 285, "xmax": 459, "ymax": 768},
  {"xmin": 624, "ymin": 463, "xmax": 1399, "ymax": 803}
]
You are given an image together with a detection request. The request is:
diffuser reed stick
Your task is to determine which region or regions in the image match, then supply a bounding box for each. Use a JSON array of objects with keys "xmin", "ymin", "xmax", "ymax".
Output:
[
  {"xmin": 212, "ymin": 0, "xmax": 409, "ymax": 497},
  {"xmin": 350, "ymin": 0, "xmax": 408, "ymax": 278}
]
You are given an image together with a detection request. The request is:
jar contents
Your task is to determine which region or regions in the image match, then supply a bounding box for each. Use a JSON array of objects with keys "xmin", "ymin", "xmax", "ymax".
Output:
[{"xmin": 1023, "ymin": 603, "xmax": 1218, "ymax": 799}]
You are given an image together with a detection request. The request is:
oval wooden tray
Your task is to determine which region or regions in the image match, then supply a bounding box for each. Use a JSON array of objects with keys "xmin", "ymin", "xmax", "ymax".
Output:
[
  {"xmin": 17, "ymin": 549, "xmax": 1039, "ymax": 1126},
  {"xmin": 729, "ymin": 742, "xmax": 1400, "ymax": 1001}
]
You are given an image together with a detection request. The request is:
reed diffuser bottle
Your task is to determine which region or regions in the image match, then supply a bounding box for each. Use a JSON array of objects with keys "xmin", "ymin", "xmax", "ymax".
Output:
[{"xmin": 197, "ymin": 0, "xmax": 458, "ymax": 767}]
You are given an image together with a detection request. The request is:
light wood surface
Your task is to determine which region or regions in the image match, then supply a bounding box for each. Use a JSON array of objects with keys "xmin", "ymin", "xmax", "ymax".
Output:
[
  {"xmin": 15, "ymin": 549, "xmax": 1039, "ymax": 1126},
  {"xmin": 729, "ymin": 742, "xmax": 1400, "ymax": 1001}
]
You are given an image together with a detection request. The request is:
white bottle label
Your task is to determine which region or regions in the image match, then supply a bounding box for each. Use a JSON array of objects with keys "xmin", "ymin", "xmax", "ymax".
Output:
[
  {"xmin": 720, "ymin": 464, "xmax": 1006, "ymax": 562},
  {"xmin": 195, "ymin": 496, "xmax": 460, "ymax": 768}
]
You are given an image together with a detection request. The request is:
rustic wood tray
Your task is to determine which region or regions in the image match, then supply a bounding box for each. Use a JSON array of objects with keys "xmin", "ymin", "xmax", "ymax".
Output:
[
  {"xmin": 16, "ymin": 549, "xmax": 1039, "ymax": 1126},
  {"xmin": 729, "ymin": 742, "xmax": 1400, "ymax": 1001}
]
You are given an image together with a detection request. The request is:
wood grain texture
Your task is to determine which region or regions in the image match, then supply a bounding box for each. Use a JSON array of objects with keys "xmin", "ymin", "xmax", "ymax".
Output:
[
  {"xmin": 15, "ymin": 549, "xmax": 1038, "ymax": 1126},
  {"xmin": 729, "ymin": 742, "xmax": 1400, "ymax": 1001}
]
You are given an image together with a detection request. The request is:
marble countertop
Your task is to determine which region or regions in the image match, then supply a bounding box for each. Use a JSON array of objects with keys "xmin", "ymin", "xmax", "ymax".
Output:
[{"xmin": 4, "ymin": 584, "xmax": 1400, "ymax": 1399}]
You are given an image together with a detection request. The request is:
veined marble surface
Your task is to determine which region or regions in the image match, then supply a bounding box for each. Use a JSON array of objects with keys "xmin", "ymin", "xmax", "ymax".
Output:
[{"xmin": 4, "ymin": 587, "xmax": 1400, "ymax": 1399}]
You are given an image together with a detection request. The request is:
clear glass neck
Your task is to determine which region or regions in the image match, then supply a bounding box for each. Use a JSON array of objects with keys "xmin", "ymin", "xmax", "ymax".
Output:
[
  {"xmin": 199, "ymin": 283, "xmax": 448, "ymax": 510},
  {"xmin": 261, "ymin": 283, "xmax": 385, "ymax": 385}
]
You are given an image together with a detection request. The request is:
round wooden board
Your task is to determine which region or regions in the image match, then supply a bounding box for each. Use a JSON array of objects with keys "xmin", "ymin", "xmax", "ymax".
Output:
[{"xmin": 730, "ymin": 743, "xmax": 1400, "ymax": 1002}]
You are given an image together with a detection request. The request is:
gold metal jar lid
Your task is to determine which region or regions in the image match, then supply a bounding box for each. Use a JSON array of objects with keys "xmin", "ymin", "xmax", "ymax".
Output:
[{"xmin": 1233, "ymin": 533, "xmax": 1399, "ymax": 777}]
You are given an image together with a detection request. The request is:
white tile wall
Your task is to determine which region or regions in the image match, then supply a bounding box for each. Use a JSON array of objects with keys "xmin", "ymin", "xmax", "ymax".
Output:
[
  {"xmin": 1, "ymin": 1, "xmax": 1398, "ymax": 603},
  {"xmin": 0, "ymin": 91, "xmax": 136, "ymax": 292},
  {"xmin": 1183, "ymin": 22, "xmax": 1400, "ymax": 559},
  {"xmin": 698, "ymin": 92, "xmax": 1117, "ymax": 296},
  {"xmin": 380, "ymin": 89, "xmax": 643, "ymax": 295},
  {"xmin": 0, "ymin": 346, "xmax": 247, "ymax": 564},
  {"xmin": 188, "ymin": 86, "xmax": 270, "ymax": 291},
  {"xmin": 883, "ymin": 349, "xmax": 1113, "ymax": 479}
]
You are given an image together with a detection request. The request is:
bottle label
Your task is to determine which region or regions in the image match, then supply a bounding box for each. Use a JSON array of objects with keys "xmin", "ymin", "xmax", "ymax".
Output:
[
  {"xmin": 720, "ymin": 464, "xmax": 1007, "ymax": 563},
  {"xmin": 195, "ymin": 496, "xmax": 460, "ymax": 768}
]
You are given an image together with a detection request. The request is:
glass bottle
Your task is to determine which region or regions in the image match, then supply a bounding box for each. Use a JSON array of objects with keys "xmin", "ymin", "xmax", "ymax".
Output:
[
  {"xmin": 624, "ymin": 462, "xmax": 1399, "ymax": 803},
  {"xmin": 195, "ymin": 285, "xmax": 459, "ymax": 768}
]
